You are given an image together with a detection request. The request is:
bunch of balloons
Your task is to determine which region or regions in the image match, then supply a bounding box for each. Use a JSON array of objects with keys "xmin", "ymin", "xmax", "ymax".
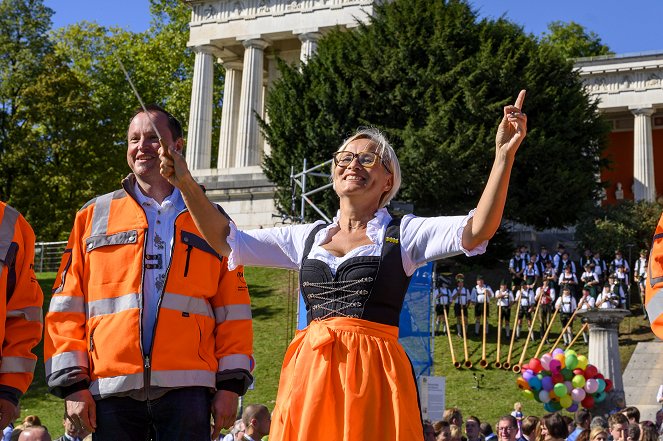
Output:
[{"xmin": 516, "ymin": 348, "xmax": 613, "ymax": 412}]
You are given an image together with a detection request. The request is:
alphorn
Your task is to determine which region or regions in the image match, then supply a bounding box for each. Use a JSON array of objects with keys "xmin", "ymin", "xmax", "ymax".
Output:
[
  {"xmin": 503, "ymin": 295, "xmax": 522, "ymax": 370},
  {"xmin": 551, "ymin": 296, "xmax": 587, "ymax": 351},
  {"xmin": 494, "ymin": 305, "xmax": 502, "ymax": 368},
  {"xmin": 534, "ymin": 307, "xmax": 560, "ymax": 359},
  {"xmin": 460, "ymin": 305, "xmax": 472, "ymax": 368},
  {"xmin": 568, "ymin": 323, "xmax": 589, "ymax": 348},
  {"xmin": 442, "ymin": 306, "xmax": 461, "ymax": 369},
  {"xmin": 513, "ymin": 290, "xmax": 543, "ymax": 373},
  {"xmin": 479, "ymin": 290, "xmax": 489, "ymax": 368}
]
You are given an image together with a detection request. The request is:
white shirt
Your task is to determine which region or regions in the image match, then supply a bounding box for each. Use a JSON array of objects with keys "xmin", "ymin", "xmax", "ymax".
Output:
[
  {"xmin": 536, "ymin": 286, "xmax": 556, "ymax": 305},
  {"xmin": 578, "ymin": 295, "xmax": 595, "ymax": 310},
  {"xmin": 471, "ymin": 285, "xmax": 493, "ymax": 304},
  {"xmin": 596, "ymin": 290, "xmax": 617, "ymax": 309},
  {"xmin": 435, "ymin": 287, "xmax": 451, "ymax": 305},
  {"xmin": 517, "ymin": 289, "xmax": 535, "ymax": 307},
  {"xmin": 133, "ymin": 183, "xmax": 186, "ymax": 351},
  {"xmin": 555, "ymin": 295, "xmax": 577, "ymax": 313},
  {"xmin": 494, "ymin": 289, "xmax": 514, "ymax": 307},
  {"xmin": 227, "ymin": 208, "xmax": 486, "ymax": 275}
]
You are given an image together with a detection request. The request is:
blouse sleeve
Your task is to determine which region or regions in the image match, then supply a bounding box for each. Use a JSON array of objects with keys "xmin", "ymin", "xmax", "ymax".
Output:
[
  {"xmin": 399, "ymin": 209, "xmax": 488, "ymax": 276},
  {"xmin": 227, "ymin": 221, "xmax": 325, "ymax": 271}
]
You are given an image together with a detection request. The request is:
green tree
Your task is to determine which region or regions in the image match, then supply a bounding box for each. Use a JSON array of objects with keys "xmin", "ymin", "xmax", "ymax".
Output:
[
  {"xmin": 540, "ymin": 21, "xmax": 612, "ymax": 59},
  {"xmin": 0, "ymin": 0, "xmax": 54, "ymax": 202},
  {"xmin": 575, "ymin": 201, "xmax": 661, "ymax": 258},
  {"xmin": 263, "ymin": 0, "xmax": 609, "ymax": 232}
]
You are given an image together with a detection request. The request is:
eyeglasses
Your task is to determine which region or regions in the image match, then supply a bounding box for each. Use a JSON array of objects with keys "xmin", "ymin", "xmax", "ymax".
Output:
[{"xmin": 333, "ymin": 150, "xmax": 391, "ymax": 173}]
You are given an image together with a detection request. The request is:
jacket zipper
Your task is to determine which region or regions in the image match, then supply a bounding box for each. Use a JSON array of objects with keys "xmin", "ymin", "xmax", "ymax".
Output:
[
  {"xmin": 89, "ymin": 328, "xmax": 95, "ymax": 353},
  {"xmin": 184, "ymin": 244, "xmax": 193, "ymax": 277}
]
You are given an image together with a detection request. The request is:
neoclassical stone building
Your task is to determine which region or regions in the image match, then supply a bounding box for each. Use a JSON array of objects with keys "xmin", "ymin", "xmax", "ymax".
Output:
[
  {"xmin": 576, "ymin": 51, "xmax": 663, "ymax": 205},
  {"xmin": 182, "ymin": 1, "xmax": 663, "ymax": 228},
  {"xmin": 183, "ymin": 0, "xmax": 381, "ymax": 228}
]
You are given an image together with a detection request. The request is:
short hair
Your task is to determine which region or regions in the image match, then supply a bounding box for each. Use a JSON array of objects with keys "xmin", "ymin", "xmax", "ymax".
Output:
[
  {"xmin": 241, "ymin": 404, "xmax": 269, "ymax": 427},
  {"xmin": 576, "ymin": 409, "xmax": 593, "ymax": 426},
  {"xmin": 130, "ymin": 104, "xmax": 183, "ymax": 141},
  {"xmin": 17, "ymin": 426, "xmax": 51, "ymax": 441},
  {"xmin": 333, "ymin": 127, "xmax": 401, "ymax": 208},
  {"xmin": 626, "ymin": 423, "xmax": 641, "ymax": 441},
  {"xmin": 609, "ymin": 413, "xmax": 629, "ymax": 429},
  {"xmin": 500, "ymin": 415, "xmax": 518, "ymax": 429},
  {"xmin": 22, "ymin": 416, "xmax": 42, "ymax": 427},
  {"xmin": 590, "ymin": 416, "xmax": 608, "ymax": 430},
  {"xmin": 542, "ymin": 413, "xmax": 569, "ymax": 439},
  {"xmin": 467, "ymin": 416, "xmax": 481, "ymax": 425},
  {"xmin": 590, "ymin": 427, "xmax": 609, "ymax": 441},
  {"xmin": 522, "ymin": 416, "xmax": 540, "ymax": 436},
  {"xmin": 480, "ymin": 422, "xmax": 494, "ymax": 437},
  {"xmin": 623, "ymin": 406, "xmax": 641, "ymax": 423}
]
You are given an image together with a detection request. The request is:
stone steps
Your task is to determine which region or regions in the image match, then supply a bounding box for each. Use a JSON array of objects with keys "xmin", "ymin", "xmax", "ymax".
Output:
[{"xmin": 623, "ymin": 339, "xmax": 663, "ymax": 422}]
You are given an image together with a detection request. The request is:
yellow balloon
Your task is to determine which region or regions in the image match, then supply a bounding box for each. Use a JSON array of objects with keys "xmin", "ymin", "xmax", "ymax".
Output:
[{"xmin": 577, "ymin": 354, "xmax": 588, "ymax": 370}]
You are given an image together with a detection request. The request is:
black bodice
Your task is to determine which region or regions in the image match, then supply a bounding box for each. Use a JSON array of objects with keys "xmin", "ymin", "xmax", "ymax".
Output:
[{"xmin": 299, "ymin": 219, "xmax": 412, "ymax": 327}]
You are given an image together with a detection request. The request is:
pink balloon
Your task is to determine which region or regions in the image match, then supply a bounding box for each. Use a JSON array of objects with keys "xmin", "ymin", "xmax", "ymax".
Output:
[
  {"xmin": 552, "ymin": 348, "xmax": 565, "ymax": 357},
  {"xmin": 571, "ymin": 387, "xmax": 586, "ymax": 402},
  {"xmin": 549, "ymin": 359, "xmax": 562, "ymax": 374},
  {"xmin": 540, "ymin": 354, "xmax": 552, "ymax": 371},
  {"xmin": 585, "ymin": 378, "xmax": 599, "ymax": 394}
]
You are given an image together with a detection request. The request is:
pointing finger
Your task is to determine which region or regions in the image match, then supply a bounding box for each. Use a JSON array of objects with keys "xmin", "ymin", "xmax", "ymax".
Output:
[{"xmin": 514, "ymin": 89, "xmax": 526, "ymax": 111}]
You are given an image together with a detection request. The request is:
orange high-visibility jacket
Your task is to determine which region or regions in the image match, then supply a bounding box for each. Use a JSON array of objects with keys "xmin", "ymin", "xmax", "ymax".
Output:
[
  {"xmin": 0, "ymin": 202, "xmax": 44, "ymax": 405},
  {"xmin": 646, "ymin": 211, "xmax": 663, "ymax": 339},
  {"xmin": 44, "ymin": 176, "xmax": 253, "ymax": 399}
]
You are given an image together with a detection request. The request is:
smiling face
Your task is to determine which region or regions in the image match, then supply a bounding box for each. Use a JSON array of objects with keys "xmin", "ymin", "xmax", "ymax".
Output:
[
  {"xmin": 332, "ymin": 138, "xmax": 393, "ymax": 207},
  {"xmin": 127, "ymin": 110, "xmax": 182, "ymax": 185}
]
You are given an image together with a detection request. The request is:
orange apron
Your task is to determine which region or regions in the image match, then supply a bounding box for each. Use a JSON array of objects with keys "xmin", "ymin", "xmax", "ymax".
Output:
[{"xmin": 270, "ymin": 317, "xmax": 423, "ymax": 440}]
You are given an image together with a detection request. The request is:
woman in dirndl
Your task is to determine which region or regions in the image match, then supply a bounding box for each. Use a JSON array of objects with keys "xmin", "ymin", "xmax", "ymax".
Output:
[{"xmin": 159, "ymin": 91, "xmax": 527, "ymax": 440}]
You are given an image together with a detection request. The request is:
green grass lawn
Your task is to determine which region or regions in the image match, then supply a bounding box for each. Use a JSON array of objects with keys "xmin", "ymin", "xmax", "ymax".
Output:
[{"xmin": 18, "ymin": 269, "xmax": 655, "ymax": 433}]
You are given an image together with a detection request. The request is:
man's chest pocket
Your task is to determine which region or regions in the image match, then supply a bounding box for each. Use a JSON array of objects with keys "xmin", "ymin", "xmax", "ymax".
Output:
[
  {"xmin": 85, "ymin": 230, "xmax": 141, "ymax": 291},
  {"xmin": 174, "ymin": 230, "xmax": 222, "ymax": 295}
]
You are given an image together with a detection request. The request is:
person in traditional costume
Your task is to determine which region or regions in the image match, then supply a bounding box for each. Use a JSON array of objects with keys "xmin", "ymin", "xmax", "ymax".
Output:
[{"xmin": 158, "ymin": 92, "xmax": 527, "ymax": 440}]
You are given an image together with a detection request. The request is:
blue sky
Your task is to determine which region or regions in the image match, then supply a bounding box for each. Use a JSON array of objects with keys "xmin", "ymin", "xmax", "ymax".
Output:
[{"xmin": 45, "ymin": 0, "xmax": 663, "ymax": 55}]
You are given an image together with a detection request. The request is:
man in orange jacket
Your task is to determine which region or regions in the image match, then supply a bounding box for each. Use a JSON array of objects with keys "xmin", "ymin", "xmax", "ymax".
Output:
[
  {"xmin": 44, "ymin": 105, "xmax": 254, "ymax": 441},
  {"xmin": 0, "ymin": 201, "xmax": 44, "ymax": 431}
]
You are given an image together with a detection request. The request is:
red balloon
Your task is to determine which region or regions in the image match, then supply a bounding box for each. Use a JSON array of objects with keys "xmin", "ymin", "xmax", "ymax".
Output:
[
  {"xmin": 595, "ymin": 373, "xmax": 605, "ymax": 380},
  {"xmin": 581, "ymin": 395, "xmax": 595, "ymax": 409},
  {"xmin": 522, "ymin": 363, "xmax": 531, "ymax": 372},
  {"xmin": 584, "ymin": 365, "xmax": 598, "ymax": 378},
  {"xmin": 552, "ymin": 373, "xmax": 564, "ymax": 384},
  {"xmin": 604, "ymin": 379, "xmax": 613, "ymax": 392},
  {"xmin": 529, "ymin": 358, "xmax": 543, "ymax": 373},
  {"xmin": 573, "ymin": 369, "xmax": 584, "ymax": 376}
]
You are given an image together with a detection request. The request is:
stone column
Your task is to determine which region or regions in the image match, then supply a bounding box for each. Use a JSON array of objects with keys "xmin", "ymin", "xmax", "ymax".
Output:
[
  {"xmin": 631, "ymin": 106, "xmax": 656, "ymax": 202},
  {"xmin": 186, "ymin": 47, "xmax": 216, "ymax": 170},
  {"xmin": 235, "ymin": 38, "xmax": 269, "ymax": 168},
  {"xmin": 577, "ymin": 309, "xmax": 630, "ymax": 416},
  {"xmin": 298, "ymin": 32, "xmax": 322, "ymax": 63},
  {"xmin": 217, "ymin": 61, "xmax": 243, "ymax": 169}
]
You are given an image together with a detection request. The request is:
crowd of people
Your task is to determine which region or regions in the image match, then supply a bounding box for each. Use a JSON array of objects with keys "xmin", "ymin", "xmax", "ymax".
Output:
[
  {"xmin": 434, "ymin": 245, "xmax": 648, "ymax": 345},
  {"xmin": 423, "ymin": 405, "xmax": 663, "ymax": 441}
]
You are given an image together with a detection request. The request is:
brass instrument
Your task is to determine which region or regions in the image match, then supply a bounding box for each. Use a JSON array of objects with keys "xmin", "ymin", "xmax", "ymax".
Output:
[
  {"xmin": 479, "ymin": 290, "xmax": 489, "ymax": 368},
  {"xmin": 442, "ymin": 306, "xmax": 461, "ymax": 369},
  {"xmin": 494, "ymin": 305, "xmax": 502, "ymax": 368},
  {"xmin": 460, "ymin": 306, "xmax": 472, "ymax": 368},
  {"xmin": 513, "ymin": 288, "xmax": 543, "ymax": 373}
]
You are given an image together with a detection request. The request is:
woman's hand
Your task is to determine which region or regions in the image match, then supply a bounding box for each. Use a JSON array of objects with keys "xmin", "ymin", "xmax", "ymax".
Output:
[
  {"xmin": 495, "ymin": 90, "xmax": 527, "ymax": 158},
  {"xmin": 159, "ymin": 143, "xmax": 192, "ymax": 190}
]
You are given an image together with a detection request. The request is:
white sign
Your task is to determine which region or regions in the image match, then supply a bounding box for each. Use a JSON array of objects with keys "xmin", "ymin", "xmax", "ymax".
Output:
[{"xmin": 418, "ymin": 375, "xmax": 446, "ymax": 421}]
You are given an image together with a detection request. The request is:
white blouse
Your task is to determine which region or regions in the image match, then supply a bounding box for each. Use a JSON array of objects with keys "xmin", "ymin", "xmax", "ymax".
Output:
[{"xmin": 227, "ymin": 207, "xmax": 487, "ymax": 276}]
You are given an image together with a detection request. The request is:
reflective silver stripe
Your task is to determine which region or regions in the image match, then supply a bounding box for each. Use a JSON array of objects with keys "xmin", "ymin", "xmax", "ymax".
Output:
[
  {"xmin": 214, "ymin": 304, "xmax": 252, "ymax": 324},
  {"xmin": 88, "ymin": 293, "xmax": 140, "ymax": 318},
  {"xmin": 0, "ymin": 356, "xmax": 36, "ymax": 374},
  {"xmin": 218, "ymin": 354, "xmax": 252, "ymax": 372},
  {"xmin": 0, "ymin": 204, "xmax": 19, "ymax": 260},
  {"xmin": 7, "ymin": 306, "xmax": 43, "ymax": 323},
  {"xmin": 161, "ymin": 292, "xmax": 213, "ymax": 318},
  {"xmin": 647, "ymin": 288, "xmax": 663, "ymax": 327},
  {"xmin": 90, "ymin": 193, "xmax": 113, "ymax": 237},
  {"xmin": 48, "ymin": 295, "xmax": 85, "ymax": 314},
  {"xmin": 150, "ymin": 369, "xmax": 215, "ymax": 388},
  {"xmin": 89, "ymin": 372, "xmax": 144, "ymax": 399},
  {"xmin": 45, "ymin": 350, "xmax": 89, "ymax": 375}
]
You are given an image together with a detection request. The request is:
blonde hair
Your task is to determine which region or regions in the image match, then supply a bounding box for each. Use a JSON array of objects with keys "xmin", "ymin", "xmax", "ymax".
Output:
[
  {"xmin": 333, "ymin": 127, "xmax": 401, "ymax": 208},
  {"xmin": 590, "ymin": 427, "xmax": 608, "ymax": 441}
]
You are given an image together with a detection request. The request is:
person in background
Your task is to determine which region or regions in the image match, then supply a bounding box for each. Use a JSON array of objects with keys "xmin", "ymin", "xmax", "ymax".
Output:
[
  {"xmin": 519, "ymin": 416, "xmax": 539, "ymax": 441},
  {"xmin": 511, "ymin": 402, "xmax": 524, "ymax": 437},
  {"xmin": 435, "ymin": 281, "xmax": 452, "ymax": 335},
  {"xmin": 240, "ymin": 404, "xmax": 270, "ymax": 441},
  {"xmin": 465, "ymin": 416, "xmax": 482, "ymax": 441},
  {"xmin": 497, "ymin": 415, "xmax": 519, "ymax": 441},
  {"xmin": 634, "ymin": 249, "xmax": 648, "ymax": 317},
  {"xmin": 568, "ymin": 409, "xmax": 593, "ymax": 441},
  {"xmin": 482, "ymin": 423, "xmax": 497, "ymax": 441},
  {"xmin": 495, "ymin": 281, "xmax": 515, "ymax": 338},
  {"xmin": 622, "ymin": 407, "xmax": 640, "ymax": 425},
  {"xmin": 17, "ymin": 427, "xmax": 51, "ymax": 441},
  {"xmin": 589, "ymin": 427, "xmax": 609, "ymax": 441},
  {"xmin": 471, "ymin": 276, "xmax": 493, "ymax": 336},
  {"xmin": 424, "ymin": 421, "xmax": 437, "ymax": 441},
  {"xmin": 53, "ymin": 411, "xmax": 90, "ymax": 441},
  {"xmin": 608, "ymin": 413, "xmax": 629, "ymax": 441},
  {"xmin": 540, "ymin": 413, "xmax": 569, "ymax": 441},
  {"xmin": 626, "ymin": 424, "xmax": 640, "ymax": 441},
  {"xmin": 435, "ymin": 420, "xmax": 452, "ymax": 441}
]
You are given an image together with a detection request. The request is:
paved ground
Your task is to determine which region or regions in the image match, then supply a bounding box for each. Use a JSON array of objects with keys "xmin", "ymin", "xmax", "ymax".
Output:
[{"xmin": 623, "ymin": 339, "xmax": 663, "ymax": 422}]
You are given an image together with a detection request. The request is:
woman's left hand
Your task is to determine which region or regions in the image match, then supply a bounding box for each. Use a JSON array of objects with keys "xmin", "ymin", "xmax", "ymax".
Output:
[{"xmin": 495, "ymin": 90, "xmax": 527, "ymax": 158}]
